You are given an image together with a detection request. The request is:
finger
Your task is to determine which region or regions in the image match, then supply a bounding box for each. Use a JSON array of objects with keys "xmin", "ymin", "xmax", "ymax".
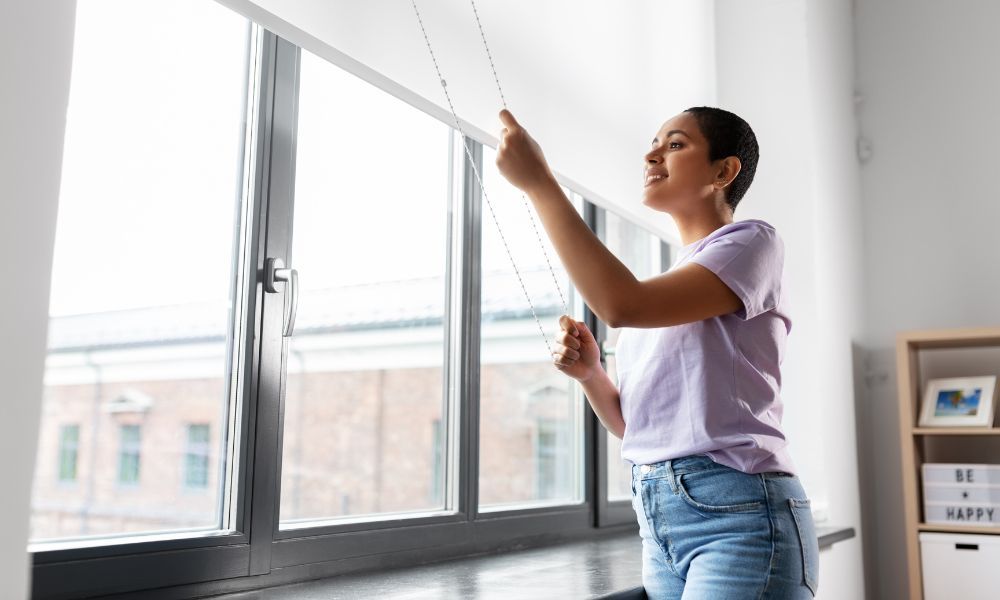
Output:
[
  {"xmin": 574, "ymin": 319, "xmax": 593, "ymax": 341},
  {"xmin": 552, "ymin": 353, "xmax": 576, "ymax": 367},
  {"xmin": 557, "ymin": 331, "xmax": 581, "ymax": 350},
  {"xmin": 499, "ymin": 108, "xmax": 520, "ymax": 130},
  {"xmin": 560, "ymin": 333, "xmax": 581, "ymax": 351},
  {"xmin": 558, "ymin": 314, "xmax": 579, "ymax": 336},
  {"xmin": 557, "ymin": 345, "xmax": 581, "ymax": 361}
]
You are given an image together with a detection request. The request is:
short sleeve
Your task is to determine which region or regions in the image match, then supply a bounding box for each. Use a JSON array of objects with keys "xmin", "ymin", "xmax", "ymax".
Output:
[{"xmin": 688, "ymin": 223, "xmax": 784, "ymax": 320}]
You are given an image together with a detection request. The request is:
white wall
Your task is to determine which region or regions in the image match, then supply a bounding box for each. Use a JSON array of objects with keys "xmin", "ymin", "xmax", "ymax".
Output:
[
  {"xmin": 0, "ymin": 2, "xmax": 78, "ymax": 598},
  {"xmin": 854, "ymin": 1, "xmax": 1000, "ymax": 598},
  {"xmin": 715, "ymin": 1, "xmax": 867, "ymax": 598}
]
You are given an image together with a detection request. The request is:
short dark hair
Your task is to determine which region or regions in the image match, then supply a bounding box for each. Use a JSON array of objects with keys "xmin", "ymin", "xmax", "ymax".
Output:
[{"xmin": 683, "ymin": 106, "xmax": 759, "ymax": 212}]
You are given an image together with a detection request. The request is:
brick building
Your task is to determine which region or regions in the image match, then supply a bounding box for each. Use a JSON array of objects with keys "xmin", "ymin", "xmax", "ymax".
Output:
[{"xmin": 30, "ymin": 270, "xmax": 583, "ymax": 542}]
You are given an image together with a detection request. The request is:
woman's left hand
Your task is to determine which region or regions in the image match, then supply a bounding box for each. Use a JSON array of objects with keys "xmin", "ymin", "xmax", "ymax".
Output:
[{"xmin": 495, "ymin": 109, "xmax": 557, "ymax": 194}]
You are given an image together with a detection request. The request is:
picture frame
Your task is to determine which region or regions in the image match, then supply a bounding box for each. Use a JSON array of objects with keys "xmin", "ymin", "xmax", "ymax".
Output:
[{"xmin": 918, "ymin": 376, "xmax": 998, "ymax": 428}]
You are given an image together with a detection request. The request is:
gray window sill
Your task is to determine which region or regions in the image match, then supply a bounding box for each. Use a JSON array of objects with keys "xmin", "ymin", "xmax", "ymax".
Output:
[{"xmin": 215, "ymin": 526, "xmax": 854, "ymax": 599}]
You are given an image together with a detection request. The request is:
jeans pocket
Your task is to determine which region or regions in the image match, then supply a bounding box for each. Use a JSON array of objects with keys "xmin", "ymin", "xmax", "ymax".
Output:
[
  {"xmin": 675, "ymin": 468, "xmax": 766, "ymax": 513},
  {"xmin": 788, "ymin": 498, "xmax": 819, "ymax": 596}
]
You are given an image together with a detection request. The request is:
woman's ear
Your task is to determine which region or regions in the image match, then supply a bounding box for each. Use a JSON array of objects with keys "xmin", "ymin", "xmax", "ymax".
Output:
[{"xmin": 716, "ymin": 156, "xmax": 742, "ymax": 188}]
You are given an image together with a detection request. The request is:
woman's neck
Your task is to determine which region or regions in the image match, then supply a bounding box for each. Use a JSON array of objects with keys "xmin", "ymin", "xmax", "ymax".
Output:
[{"xmin": 674, "ymin": 209, "xmax": 735, "ymax": 247}]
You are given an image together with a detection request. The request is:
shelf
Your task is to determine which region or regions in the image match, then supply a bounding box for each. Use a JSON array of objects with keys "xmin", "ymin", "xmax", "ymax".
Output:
[
  {"xmin": 898, "ymin": 327, "xmax": 1000, "ymax": 349},
  {"xmin": 918, "ymin": 522, "xmax": 1000, "ymax": 535},
  {"xmin": 896, "ymin": 326, "xmax": 1000, "ymax": 598},
  {"xmin": 912, "ymin": 427, "xmax": 1000, "ymax": 436}
]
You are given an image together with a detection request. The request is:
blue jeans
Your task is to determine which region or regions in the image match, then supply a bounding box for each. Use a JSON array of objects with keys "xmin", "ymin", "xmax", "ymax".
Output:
[{"xmin": 630, "ymin": 454, "xmax": 819, "ymax": 599}]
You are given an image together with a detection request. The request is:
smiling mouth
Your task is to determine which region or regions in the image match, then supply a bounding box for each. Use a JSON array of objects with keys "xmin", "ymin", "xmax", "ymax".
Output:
[{"xmin": 644, "ymin": 174, "xmax": 667, "ymax": 188}]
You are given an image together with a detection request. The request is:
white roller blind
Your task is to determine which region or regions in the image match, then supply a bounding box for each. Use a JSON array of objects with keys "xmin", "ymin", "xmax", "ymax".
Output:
[{"xmin": 216, "ymin": 0, "xmax": 718, "ymax": 242}]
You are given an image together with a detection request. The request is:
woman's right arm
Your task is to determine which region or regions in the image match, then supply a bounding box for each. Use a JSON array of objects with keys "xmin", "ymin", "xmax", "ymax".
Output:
[
  {"xmin": 553, "ymin": 316, "xmax": 626, "ymax": 440},
  {"xmin": 580, "ymin": 368, "xmax": 626, "ymax": 440}
]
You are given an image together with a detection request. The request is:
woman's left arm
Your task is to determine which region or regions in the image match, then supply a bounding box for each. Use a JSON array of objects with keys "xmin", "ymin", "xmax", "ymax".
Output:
[{"xmin": 496, "ymin": 110, "xmax": 742, "ymax": 329}]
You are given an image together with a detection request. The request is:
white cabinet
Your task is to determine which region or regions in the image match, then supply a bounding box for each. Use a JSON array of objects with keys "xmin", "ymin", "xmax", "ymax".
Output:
[{"xmin": 919, "ymin": 532, "xmax": 1000, "ymax": 600}]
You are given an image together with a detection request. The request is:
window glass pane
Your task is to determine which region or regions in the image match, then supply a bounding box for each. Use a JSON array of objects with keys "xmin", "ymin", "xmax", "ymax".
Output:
[
  {"xmin": 29, "ymin": 0, "xmax": 250, "ymax": 544},
  {"xmin": 279, "ymin": 50, "xmax": 451, "ymax": 526},
  {"xmin": 58, "ymin": 425, "xmax": 80, "ymax": 483},
  {"xmin": 602, "ymin": 211, "xmax": 665, "ymax": 501},
  {"xmin": 118, "ymin": 425, "xmax": 142, "ymax": 486},
  {"xmin": 478, "ymin": 147, "xmax": 584, "ymax": 509},
  {"xmin": 184, "ymin": 424, "xmax": 211, "ymax": 489}
]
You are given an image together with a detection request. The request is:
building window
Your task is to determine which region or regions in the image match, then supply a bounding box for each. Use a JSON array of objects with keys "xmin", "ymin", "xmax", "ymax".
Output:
[
  {"xmin": 118, "ymin": 425, "xmax": 141, "ymax": 486},
  {"xmin": 430, "ymin": 419, "xmax": 443, "ymax": 505},
  {"xmin": 184, "ymin": 424, "xmax": 211, "ymax": 490},
  {"xmin": 57, "ymin": 425, "xmax": 80, "ymax": 483},
  {"xmin": 534, "ymin": 418, "xmax": 568, "ymax": 500}
]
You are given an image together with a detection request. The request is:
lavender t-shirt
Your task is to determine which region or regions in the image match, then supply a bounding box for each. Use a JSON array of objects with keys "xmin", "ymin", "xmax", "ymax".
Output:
[{"xmin": 616, "ymin": 219, "xmax": 797, "ymax": 475}]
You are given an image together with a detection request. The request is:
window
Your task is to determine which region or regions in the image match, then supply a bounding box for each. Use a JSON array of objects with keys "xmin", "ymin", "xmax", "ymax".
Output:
[
  {"xmin": 277, "ymin": 47, "xmax": 452, "ymax": 527},
  {"xmin": 184, "ymin": 425, "xmax": 211, "ymax": 490},
  {"xmin": 600, "ymin": 210, "xmax": 672, "ymax": 502},
  {"xmin": 30, "ymin": 0, "xmax": 250, "ymax": 545},
  {"xmin": 477, "ymin": 146, "xmax": 585, "ymax": 510},
  {"xmin": 57, "ymin": 425, "xmax": 79, "ymax": 483},
  {"xmin": 29, "ymin": 6, "xmax": 668, "ymax": 597},
  {"xmin": 117, "ymin": 425, "xmax": 141, "ymax": 486},
  {"xmin": 431, "ymin": 419, "xmax": 444, "ymax": 506},
  {"xmin": 534, "ymin": 418, "xmax": 570, "ymax": 500}
]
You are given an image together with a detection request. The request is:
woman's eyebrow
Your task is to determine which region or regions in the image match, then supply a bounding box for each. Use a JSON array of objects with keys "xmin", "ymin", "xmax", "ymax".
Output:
[{"xmin": 652, "ymin": 129, "xmax": 691, "ymax": 144}]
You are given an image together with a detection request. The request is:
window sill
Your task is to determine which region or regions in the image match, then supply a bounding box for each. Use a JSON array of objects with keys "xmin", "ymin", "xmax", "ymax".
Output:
[{"xmin": 214, "ymin": 526, "xmax": 854, "ymax": 599}]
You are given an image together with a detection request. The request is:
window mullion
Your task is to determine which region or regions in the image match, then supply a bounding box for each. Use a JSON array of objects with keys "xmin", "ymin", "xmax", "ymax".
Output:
[
  {"xmin": 247, "ymin": 31, "xmax": 301, "ymax": 576},
  {"xmin": 582, "ymin": 200, "xmax": 601, "ymax": 519},
  {"xmin": 458, "ymin": 138, "xmax": 484, "ymax": 521}
]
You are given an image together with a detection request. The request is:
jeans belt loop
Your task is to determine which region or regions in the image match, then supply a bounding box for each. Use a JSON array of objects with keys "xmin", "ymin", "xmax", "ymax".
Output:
[{"xmin": 665, "ymin": 458, "xmax": 677, "ymax": 494}]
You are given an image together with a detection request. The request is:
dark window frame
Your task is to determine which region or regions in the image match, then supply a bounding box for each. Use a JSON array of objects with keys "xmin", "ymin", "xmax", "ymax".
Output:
[{"xmin": 27, "ymin": 22, "xmax": 671, "ymax": 599}]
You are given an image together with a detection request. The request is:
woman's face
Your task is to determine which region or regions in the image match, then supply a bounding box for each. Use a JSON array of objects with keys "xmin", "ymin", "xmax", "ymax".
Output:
[{"xmin": 642, "ymin": 112, "xmax": 731, "ymax": 214}]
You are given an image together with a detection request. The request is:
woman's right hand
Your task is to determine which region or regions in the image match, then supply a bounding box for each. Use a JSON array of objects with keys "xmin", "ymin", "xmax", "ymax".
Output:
[{"xmin": 552, "ymin": 315, "xmax": 601, "ymax": 382}]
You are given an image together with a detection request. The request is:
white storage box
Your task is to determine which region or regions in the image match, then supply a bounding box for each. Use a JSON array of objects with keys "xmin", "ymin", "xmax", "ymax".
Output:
[
  {"xmin": 923, "ymin": 463, "xmax": 1000, "ymax": 485},
  {"xmin": 920, "ymin": 532, "xmax": 1000, "ymax": 599},
  {"xmin": 924, "ymin": 502, "xmax": 1000, "ymax": 525},
  {"xmin": 923, "ymin": 483, "xmax": 1000, "ymax": 504}
]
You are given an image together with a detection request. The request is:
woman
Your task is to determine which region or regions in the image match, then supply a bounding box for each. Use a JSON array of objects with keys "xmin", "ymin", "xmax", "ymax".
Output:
[{"xmin": 495, "ymin": 106, "xmax": 819, "ymax": 599}]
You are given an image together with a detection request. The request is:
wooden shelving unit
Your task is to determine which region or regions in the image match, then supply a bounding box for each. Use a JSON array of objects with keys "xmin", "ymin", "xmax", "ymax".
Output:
[
  {"xmin": 896, "ymin": 327, "xmax": 1000, "ymax": 599},
  {"xmin": 917, "ymin": 522, "xmax": 1000, "ymax": 535},
  {"xmin": 912, "ymin": 428, "xmax": 1000, "ymax": 435}
]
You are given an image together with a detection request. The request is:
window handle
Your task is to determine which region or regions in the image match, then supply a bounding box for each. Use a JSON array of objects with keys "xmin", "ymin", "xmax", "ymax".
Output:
[{"xmin": 265, "ymin": 258, "xmax": 299, "ymax": 337}]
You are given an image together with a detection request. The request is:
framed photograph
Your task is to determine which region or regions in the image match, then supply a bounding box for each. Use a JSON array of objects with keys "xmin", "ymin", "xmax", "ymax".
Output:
[{"xmin": 918, "ymin": 376, "xmax": 998, "ymax": 427}]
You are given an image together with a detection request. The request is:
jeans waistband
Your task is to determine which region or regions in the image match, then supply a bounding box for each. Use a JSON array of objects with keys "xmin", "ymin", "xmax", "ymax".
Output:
[{"xmin": 631, "ymin": 453, "xmax": 720, "ymax": 479}]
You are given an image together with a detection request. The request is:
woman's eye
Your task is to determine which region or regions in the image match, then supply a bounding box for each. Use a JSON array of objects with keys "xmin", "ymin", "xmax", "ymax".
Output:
[{"xmin": 669, "ymin": 141, "xmax": 682, "ymax": 149}]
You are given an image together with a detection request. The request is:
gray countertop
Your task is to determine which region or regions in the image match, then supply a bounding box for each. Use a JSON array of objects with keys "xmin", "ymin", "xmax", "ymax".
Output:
[{"xmin": 212, "ymin": 526, "xmax": 854, "ymax": 599}]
